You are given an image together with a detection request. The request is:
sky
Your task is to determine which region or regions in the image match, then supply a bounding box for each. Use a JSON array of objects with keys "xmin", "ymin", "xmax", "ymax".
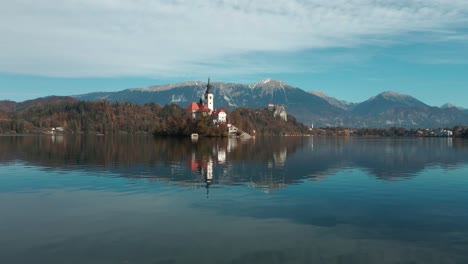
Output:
[{"xmin": 1, "ymin": 0, "xmax": 468, "ymax": 107}]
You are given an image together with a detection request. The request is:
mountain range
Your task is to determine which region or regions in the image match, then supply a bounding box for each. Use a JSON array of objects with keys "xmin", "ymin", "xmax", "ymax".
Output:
[
  {"xmin": 0, "ymin": 96, "xmax": 77, "ymax": 112},
  {"xmin": 2, "ymin": 79, "xmax": 467, "ymax": 128}
]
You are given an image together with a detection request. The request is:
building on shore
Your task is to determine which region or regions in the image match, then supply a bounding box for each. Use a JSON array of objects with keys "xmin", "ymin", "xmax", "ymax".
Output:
[
  {"xmin": 438, "ymin": 129, "xmax": 453, "ymax": 137},
  {"xmin": 186, "ymin": 78, "xmax": 226, "ymax": 123}
]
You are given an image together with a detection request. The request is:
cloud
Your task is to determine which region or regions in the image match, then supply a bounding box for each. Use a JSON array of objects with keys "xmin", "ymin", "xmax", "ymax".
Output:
[{"xmin": 0, "ymin": 0, "xmax": 467, "ymax": 77}]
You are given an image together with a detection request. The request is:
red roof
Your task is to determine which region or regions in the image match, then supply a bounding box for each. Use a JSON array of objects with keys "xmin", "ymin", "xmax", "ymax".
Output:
[
  {"xmin": 188, "ymin": 160, "xmax": 208, "ymax": 170},
  {"xmin": 186, "ymin": 102, "xmax": 201, "ymax": 111},
  {"xmin": 189, "ymin": 161, "xmax": 200, "ymax": 170},
  {"xmin": 212, "ymin": 109, "xmax": 225, "ymax": 115},
  {"xmin": 196, "ymin": 105, "xmax": 211, "ymax": 112}
]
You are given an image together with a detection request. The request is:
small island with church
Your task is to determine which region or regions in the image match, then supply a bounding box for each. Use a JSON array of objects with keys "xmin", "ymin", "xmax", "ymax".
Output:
[
  {"xmin": 152, "ymin": 78, "xmax": 310, "ymax": 137},
  {"xmin": 0, "ymin": 78, "xmax": 309, "ymax": 136}
]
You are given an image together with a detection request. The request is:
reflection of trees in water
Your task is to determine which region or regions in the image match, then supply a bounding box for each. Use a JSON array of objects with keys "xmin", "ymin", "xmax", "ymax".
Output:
[
  {"xmin": 287, "ymin": 137, "xmax": 468, "ymax": 181},
  {"xmin": 345, "ymin": 138, "xmax": 468, "ymax": 180},
  {"xmin": 1, "ymin": 136, "xmax": 468, "ymax": 188}
]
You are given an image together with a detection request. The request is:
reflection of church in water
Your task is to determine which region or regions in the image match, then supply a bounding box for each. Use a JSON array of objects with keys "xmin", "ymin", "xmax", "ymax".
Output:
[
  {"xmin": 189, "ymin": 156, "xmax": 215, "ymax": 197},
  {"xmin": 186, "ymin": 136, "xmax": 239, "ymax": 197},
  {"xmin": 188, "ymin": 143, "xmax": 227, "ymax": 197},
  {"xmin": 187, "ymin": 137, "xmax": 290, "ymax": 196}
]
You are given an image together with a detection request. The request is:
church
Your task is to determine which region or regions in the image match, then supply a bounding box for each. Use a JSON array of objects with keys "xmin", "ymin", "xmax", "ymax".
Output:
[{"xmin": 186, "ymin": 78, "xmax": 226, "ymax": 123}]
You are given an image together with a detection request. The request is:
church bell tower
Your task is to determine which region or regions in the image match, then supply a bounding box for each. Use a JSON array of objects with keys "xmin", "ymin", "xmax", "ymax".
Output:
[{"xmin": 205, "ymin": 77, "xmax": 214, "ymax": 112}]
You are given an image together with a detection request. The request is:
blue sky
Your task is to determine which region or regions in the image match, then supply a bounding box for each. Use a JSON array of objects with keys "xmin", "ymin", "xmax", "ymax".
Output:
[{"xmin": 1, "ymin": 0, "xmax": 468, "ymax": 107}]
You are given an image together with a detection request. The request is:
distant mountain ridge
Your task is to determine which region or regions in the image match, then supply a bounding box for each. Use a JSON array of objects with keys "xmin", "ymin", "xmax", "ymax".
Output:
[
  {"xmin": 348, "ymin": 91, "xmax": 468, "ymax": 127},
  {"xmin": 308, "ymin": 90, "xmax": 356, "ymax": 110},
  {"xmin": 353, "ymin": 91, "xmax": 428, "ymax": 114},
  {"xmin": 74, "ymin": 79, "xmax": 468, "ymax": 128},
  {"xmin": 0, "ymin": 96, "xmax": 77, "ymax": 112},
  {"xmin": 75, "ymin": 79, "xmax": 346, "ymax": 127},
  {"xmin": 441, "ymin": 103, "xmax": 466, "ymax": 111},
  {"xmin": 2, "ymin": 80, "xmax": 467, "ymax": 128}
]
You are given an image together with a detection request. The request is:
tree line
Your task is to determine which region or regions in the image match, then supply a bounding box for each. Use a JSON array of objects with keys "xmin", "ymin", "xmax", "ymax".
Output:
[
  {"xmin": 2, "ymin": 99, "xmax": 466, "ymax": 137},
  {"xmin": 312, "ymin": 126, "xmax": 468, "ymax": 138},
  {"xmin": 0, "ymin": 100, "xmax": 308, "ymax": 136}
]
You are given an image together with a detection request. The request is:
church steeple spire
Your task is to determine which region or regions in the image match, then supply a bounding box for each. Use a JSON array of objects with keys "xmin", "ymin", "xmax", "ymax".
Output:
[
  {"xmin": 206, "ymin": 77, "xmax": 212, "ymax": 94},
  {"xmin": 204, "ymin": 77, "xmax": 214, "ymax": 112}
]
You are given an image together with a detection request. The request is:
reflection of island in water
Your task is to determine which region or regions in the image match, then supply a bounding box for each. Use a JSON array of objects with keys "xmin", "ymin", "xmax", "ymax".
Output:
[
  {"xmin": 188, "ymin": 153, "xmax": 214, "ymax": 197},
  {"xmin": 1, "ymin": 135, "xmax": 468, "ymax": 190}
]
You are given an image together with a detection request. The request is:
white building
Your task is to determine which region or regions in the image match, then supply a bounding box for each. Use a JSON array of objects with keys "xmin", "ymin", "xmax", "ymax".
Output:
[
  {"xmin": 213, "ymin": 109, "xmax": 227, "ymax": 123},
  {"xmin": 438, "ymin": 129, "xmax": 453, "ymax": 137}
]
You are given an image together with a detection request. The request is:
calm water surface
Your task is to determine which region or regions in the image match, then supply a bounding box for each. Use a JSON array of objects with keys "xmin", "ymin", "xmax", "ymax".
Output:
[{"xmin": 1, "ymin": 135, "xmax": 468, "ymax": 264}]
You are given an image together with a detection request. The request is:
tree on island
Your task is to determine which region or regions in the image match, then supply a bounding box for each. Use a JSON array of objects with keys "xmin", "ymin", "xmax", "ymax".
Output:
[{"xmin": 2, "ymin": 99, "xmax": 467, "ymax": 138}]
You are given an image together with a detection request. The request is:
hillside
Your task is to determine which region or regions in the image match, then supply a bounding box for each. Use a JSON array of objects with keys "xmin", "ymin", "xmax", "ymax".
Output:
[
  {"xmin": 0, "ymin": 100, "xmax": 308, "ymax": 136},
  {"xmin": 0, "ymin": 96, "xmax": 77, "ymax": 112},
  {"xmin": 74, "ymin": 80, "xmax": 468, "ymax": 128},
  {"xmin": 3, "ymin": 80, "xmax": 468, "ymax": 128},
  {"xmin": 308, "ymin": 90, "xmax": 355, "ymax": 110},
  {"xmin": 348, "ymin": 91, "xmax": 468, "ymax": 127},
  {"xmin": 352, "ymin": 91, "xmax": 428, "ymax": 115},
  {"xmin": 75, "ymin": 79, "xmax": 347, "ymax": 127},
  {"xmin": 441, "ymin": 103, "xmax": 466, "ymax": 111}
]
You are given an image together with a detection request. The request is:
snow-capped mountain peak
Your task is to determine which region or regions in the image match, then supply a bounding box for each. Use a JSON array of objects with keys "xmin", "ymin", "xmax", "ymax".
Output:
[
  {"xmin": 132, "ymin": 81, "xmax": 204, "ymax": 92},
  {"xmin": 249, "ymin": 78, "xmax": 289, "ymax": 89}
]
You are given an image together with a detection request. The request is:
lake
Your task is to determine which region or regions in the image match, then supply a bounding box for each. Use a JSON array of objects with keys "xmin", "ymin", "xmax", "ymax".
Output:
[{"xmin": 1, "ymin": 135, "xmax": 468, "ymax": 264}]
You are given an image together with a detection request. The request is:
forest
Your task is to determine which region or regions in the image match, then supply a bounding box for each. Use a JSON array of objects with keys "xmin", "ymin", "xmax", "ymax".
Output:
[
  {"xmin": 1, "ymin": 99, "xmax": 468, "ymax": 138},
  {"xmin": 0, "ymin": 100, "xmax": 309, "ymax": 136}
]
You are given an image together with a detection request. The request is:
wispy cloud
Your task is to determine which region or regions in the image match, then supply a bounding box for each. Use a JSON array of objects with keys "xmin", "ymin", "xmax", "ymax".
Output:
[{"xmin": 1, "ymin": 0, "xmax": 467, "ymax": 77}]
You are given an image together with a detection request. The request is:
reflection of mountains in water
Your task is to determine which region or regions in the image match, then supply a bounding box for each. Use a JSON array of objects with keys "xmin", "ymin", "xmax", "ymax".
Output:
[
  {"xmin": 296, "ymin": 137, "xmax": 468, "ymax": 181},
  {"xmin": 1, "ymin": 136, "xmax": 467, "ymax": 189}
]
